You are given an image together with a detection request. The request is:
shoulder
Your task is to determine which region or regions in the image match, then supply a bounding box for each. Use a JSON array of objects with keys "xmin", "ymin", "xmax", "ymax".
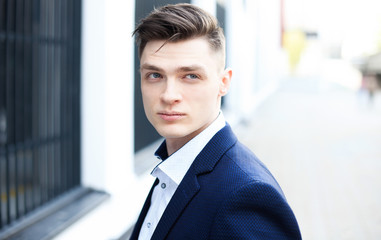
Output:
[
  {"xmin": 221, "ymin": 141, "xmax": 284, "ymax": 196},
  {"xmin": 205, "ymin": 141, "xmax": 302, "ymax": 239},
  {"xmin": 209, "ymin": 178, "xmax": 301, "ymax": 239}
]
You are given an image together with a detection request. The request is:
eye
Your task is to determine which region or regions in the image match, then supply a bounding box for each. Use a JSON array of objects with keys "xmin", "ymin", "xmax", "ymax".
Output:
[
  {"xmin": 148, "ymin": 72, "xmax": 162, "ymax": 79},
  {"xmin": 185, "ymin": 74, "xmax": 199, "ymax": 80}
]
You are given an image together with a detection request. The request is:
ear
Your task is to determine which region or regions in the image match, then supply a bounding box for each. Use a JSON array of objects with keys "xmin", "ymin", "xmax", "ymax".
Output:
[{"xmin": 218, "ymin": 68, "xmax": 232, "ymax": 97}]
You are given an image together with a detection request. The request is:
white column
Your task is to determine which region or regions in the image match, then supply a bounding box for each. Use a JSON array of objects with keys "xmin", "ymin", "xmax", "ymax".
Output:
[
  {"xmin": 81, "ymin": 0, "xmax": 107, "ymax": 190},
  {"xmin": 56, "ymin": 0, "xmax": 153, "ymax": 239},
  {"xmin": 81, "ymin": 0, "xmax": 135, "ymax": 199}
]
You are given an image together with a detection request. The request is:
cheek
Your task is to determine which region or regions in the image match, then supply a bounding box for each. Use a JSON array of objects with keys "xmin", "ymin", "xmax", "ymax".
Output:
[
  {"xmin": 187, "ymin": 84, "xmax": 219, "ymax": 106},
  {"xmin": 142, "ymin": 85, "xmax": 157, "ymax": 102},
  {"xmin": 141, "ymin": 86, "xmax": 158, "ymax": 115}
]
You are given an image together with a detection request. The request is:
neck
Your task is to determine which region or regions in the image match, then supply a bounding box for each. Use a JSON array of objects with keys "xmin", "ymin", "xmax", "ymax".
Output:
[{"xmin": 166, "ymin": 138, "xmax": 188, "ymax": 156}]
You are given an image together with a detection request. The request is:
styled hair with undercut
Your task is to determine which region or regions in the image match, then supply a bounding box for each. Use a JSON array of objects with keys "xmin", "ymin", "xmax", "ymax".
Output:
[{"xmin": 133, "ymin": 3, "xmax": 225, "ymax": 60}]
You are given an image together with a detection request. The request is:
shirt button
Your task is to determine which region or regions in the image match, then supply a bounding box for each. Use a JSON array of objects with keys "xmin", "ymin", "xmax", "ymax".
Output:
[
  {"xmin": 161, "ymin": 183, "xmax": 166, "ymax": 189},
  {"xmin": 147, "ymin": 222, "xmax": 151, "ymax": 228}
]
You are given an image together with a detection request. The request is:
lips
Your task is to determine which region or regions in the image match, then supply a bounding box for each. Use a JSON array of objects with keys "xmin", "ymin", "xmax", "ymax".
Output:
[{"xmin": 158, "ymin": 112, "xmax": 186, "ymax": 121}]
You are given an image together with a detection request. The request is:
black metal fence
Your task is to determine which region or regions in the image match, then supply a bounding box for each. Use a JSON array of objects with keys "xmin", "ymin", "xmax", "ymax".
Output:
[{"xmin": 0, "ymin": 0, "xmax": 81, "ymax": 231}]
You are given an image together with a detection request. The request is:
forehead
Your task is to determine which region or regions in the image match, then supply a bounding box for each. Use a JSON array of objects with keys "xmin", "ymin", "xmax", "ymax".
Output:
[{"xmin": 140, "ymin": 37, "xmax": 221, "ymax": 70}]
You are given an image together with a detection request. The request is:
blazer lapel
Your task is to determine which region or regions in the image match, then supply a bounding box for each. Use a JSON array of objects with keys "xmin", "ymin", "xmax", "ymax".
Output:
[
  {"xmin": 129, "ymin": 178, "xmax": 159, "ymax": 240},
  {"xmin": 151, "ymin": 124, "xmax": 237, "ymax": 240}
]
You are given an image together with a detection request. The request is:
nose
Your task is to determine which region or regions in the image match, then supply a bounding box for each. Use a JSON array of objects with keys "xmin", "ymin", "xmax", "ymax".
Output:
[{"xmin": 160, "ymin": 79, "xmax": 182, "ymax": 105}]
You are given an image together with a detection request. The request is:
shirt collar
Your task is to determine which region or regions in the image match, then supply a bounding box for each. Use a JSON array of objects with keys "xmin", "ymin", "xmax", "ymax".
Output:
[{"xmin": 152, "ymin": 112, "xmax": 226, "ymax": 185}]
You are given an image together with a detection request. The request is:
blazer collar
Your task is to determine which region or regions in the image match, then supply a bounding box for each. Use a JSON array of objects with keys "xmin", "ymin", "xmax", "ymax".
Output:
[
  {"xmin": 154, "ymin": 113, "xmax": 226, "ymax": 185},
  {"xmin": 151, "ymin": 123, "xmax": 237, "ymax": 240}
]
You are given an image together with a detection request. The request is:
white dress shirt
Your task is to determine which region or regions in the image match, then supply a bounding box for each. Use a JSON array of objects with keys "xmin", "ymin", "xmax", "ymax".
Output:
[{"xmin": 138, "ymin": 112, "xmax": 226, "ymax": 240}]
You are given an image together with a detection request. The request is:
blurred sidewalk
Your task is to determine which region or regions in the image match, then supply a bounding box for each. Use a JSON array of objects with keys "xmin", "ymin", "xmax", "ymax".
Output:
[{"xmin": 234, "ymin": 76, "xmax": 381, "ymax": 240}]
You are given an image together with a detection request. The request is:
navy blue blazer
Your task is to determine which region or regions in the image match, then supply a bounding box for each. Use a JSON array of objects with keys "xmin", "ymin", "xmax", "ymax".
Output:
[{"xmin": 130, "ymin": 124, "xmax": 301, "ymax": 239}]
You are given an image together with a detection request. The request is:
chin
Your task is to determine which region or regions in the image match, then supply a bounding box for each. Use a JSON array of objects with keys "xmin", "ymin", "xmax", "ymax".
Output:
[
  {"xmin": 155, "ymin": 125, "xmax": 192, "ymax": 139},
  {"xmin": 158, "ymin": 130, "xmax": 189, "ymax": 139}
]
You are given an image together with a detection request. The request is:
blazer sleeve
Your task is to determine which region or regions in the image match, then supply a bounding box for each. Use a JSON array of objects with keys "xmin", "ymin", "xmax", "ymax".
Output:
[{"xmin": 209, "ymin": 180, "xmax": 302, "ymax": 240}]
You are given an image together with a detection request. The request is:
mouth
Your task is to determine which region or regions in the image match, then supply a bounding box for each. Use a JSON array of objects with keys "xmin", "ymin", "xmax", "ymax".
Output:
[{"xmin": 157, "ymin": 112, "xmax": 186, "ymax": 122}]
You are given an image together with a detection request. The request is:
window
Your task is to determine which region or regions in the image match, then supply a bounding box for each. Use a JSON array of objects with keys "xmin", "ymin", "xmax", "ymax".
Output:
[{"xmin": 0, "ymin": 0, "xmax": 81, "ymax": 233}]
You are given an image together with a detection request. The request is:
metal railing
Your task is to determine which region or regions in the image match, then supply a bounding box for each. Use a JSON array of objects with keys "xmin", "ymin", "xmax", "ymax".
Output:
[{"xmin": 0, "ymin": 0, "xmax": 81, "ymax": 231}]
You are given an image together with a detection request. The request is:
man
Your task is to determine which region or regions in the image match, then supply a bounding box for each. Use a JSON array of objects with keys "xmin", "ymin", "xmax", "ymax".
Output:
[{"xmin": 130, "ymin": 3, "xmax": 301, "ymax": 240}]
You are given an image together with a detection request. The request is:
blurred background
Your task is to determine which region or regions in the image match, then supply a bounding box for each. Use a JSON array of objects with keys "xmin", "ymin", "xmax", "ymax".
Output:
[{"xmin": 1, "ymin": 0, "xmax": 380, "ymax": 239}]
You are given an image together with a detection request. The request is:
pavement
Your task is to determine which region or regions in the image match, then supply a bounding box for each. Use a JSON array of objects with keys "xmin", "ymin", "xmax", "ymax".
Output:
[{"xmin": 234, "ymin": 76, "xmax": 381, "ymax": 240}]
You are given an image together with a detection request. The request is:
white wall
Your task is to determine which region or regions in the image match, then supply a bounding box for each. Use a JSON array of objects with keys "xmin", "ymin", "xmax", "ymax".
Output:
[
  {"xmin": 81, "ymin": 0, "xmax": 107, "ymax": 192},
  {"xmin": 54, "ymin": 0, "xmax": 153, "ymax": 239},
  {"xmin": 224, "ymin": 0, "xmax": 285, "ymax": 122}
]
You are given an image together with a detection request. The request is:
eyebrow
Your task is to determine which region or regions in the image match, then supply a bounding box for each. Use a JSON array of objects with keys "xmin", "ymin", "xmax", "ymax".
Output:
[
  {"xmin": 140, "ymin": 63, "xmax": 163, "ymax": 72},
  {"xmin": 177, "ymin": 65, "xmax": 206, "ymax": 73},
  {"xmin": 140, "ymin": 63, "xmax": 207, "ymax": 75}
]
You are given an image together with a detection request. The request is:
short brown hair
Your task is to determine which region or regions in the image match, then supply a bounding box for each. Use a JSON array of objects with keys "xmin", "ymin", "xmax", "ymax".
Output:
[{"xmin": 133, "ymin": 3, "xmax": 225, "ymax": 59}]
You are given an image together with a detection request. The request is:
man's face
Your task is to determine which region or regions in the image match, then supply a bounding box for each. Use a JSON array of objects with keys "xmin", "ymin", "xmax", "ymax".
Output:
[{"xmin": 140, "ymin": 37, "xmax": 231, "ymax": 148}]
